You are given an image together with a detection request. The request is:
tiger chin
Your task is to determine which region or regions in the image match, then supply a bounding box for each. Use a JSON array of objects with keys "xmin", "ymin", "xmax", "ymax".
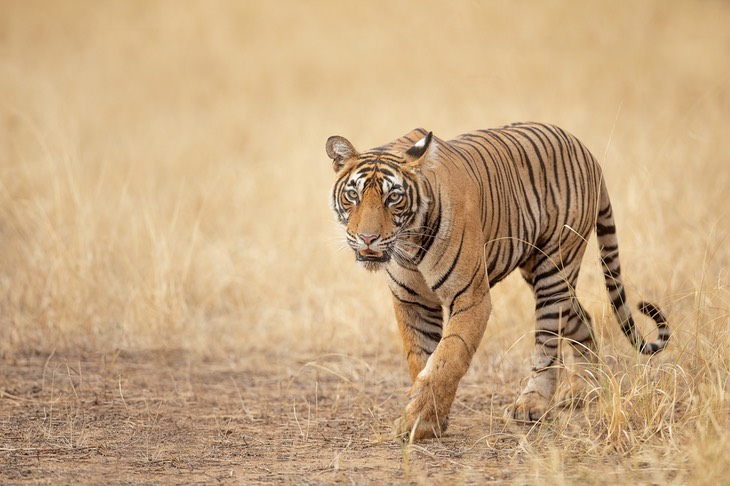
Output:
[
  {"xmin": 355, "ymin": 250, "xmax": 390, "ymax": 272},
  {"xmin": 326, "ymin": 123, "xmax": 670, "ymax": 442}
]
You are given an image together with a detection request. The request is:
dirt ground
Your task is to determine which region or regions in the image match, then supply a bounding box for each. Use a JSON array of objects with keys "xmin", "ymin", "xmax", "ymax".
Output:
[{"xmin": 0, "ymin": 349, "xmax": 563, "ymax": 484}]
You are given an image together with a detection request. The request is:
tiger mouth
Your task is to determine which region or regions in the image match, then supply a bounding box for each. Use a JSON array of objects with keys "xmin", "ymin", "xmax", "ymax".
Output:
[{"xmin": 356, "ymin": 249, "xmax": 390, "ymax": 262}]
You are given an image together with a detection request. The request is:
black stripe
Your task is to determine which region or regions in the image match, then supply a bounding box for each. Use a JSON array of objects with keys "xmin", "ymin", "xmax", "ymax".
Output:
[
  {"xmin": 387, "ymin": 270, "xmax": 418, "ymax": 296},
  {"xmin": 598, "ymin": 204, "xmax": 612, "ymax": 219},
  {"xmin": 610, "ymin": 289, "xmax": 628, "ymax": 310},
  {"xmin": 535, "ymin": 339, "xmax": 560, "ymax": 349},
  {"xmin": 409, "ymin": 325, "xmax": 441, "ymax": 343},
  {"xmin": 535, "ymin": 262, "xmax": 564, "ymax": 282},
  {"xmin": 601, "ymin": 252, "xmax": 618, "ymax": 266},
  {"xmin": 442, "ymin": 333, "xmax": 473, "ymax": 352},
  {"xmin": 418, "ymin": 312, "xmax": 443, "ymax": 327},
  {"xmin": 561, "ymin": 317, "xmax": 584, "ymax": 337},
  {"xmin": 638, "ymin": 301, "xmax": 667, "ymax": 323},
  {"xmin": 537, "ymin": 295, "xmax": 570, "ymax": 308},
  {"xmin": 448, "ymin": 264, "xmax": 482, "ymax": 316},
  {"xmin": 596, "ymin": 222, "xmax": 615, "ymax": 237},
  {"xmin": 536, "ymin": 310, "xmax": 563, "ymax": 322},
  {"xmin": 415, "ymin": 185, "xmax": 441, "ymax": 263},
  {"xmin": 407, "ymin": 344, "xmax": 434, "ymax": 358},
  {"xmin": 431, "ymin": 231, "xmax": 465, "ymax": 291},
  {"xmin": 391, "ymin": 293, "xmax": 441, "ymax": 314},
  {"xmin": 378, "ymin": 167, "xmax": 396, "ymax": 178},
  {"xmin": 450, "ymin": 300, "xmax": 480, "ymax": 320},
  {"xmin": 534, "ymin": 279, "xmax": 569, "ymax": 299},
  {"xmin": 451, "ymin": 268, "xmax": 488, "ymax": 319}
]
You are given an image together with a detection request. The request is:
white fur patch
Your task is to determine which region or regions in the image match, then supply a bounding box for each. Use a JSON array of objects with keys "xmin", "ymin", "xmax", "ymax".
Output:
[
  {"xmin": 333, "ymin": 140, "xmax": 352, "ymax": 158},
  {"xmin": 417, "ymin": 354, "xmax": 434, "ymax": 379}
]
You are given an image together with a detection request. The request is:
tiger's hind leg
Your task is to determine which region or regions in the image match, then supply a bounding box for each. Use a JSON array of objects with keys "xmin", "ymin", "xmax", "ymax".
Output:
[
  {"xmin": 508, "ymin": 250, "xmax": 592, "ymax": 421},
  {"xmin": 555, "ymin": 300, "xmax": 600, "ymax": 407}
]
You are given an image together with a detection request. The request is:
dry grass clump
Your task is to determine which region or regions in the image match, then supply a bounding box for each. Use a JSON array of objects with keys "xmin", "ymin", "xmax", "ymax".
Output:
[{"xmin": 1, "ymin": 0, "xmax": 729, "ymax": 483}]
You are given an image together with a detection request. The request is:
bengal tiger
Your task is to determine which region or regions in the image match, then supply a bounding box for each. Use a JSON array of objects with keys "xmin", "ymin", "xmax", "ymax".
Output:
[{"xmin": 326, "ymin": 122, "xmax": 669, "ymax": 441}]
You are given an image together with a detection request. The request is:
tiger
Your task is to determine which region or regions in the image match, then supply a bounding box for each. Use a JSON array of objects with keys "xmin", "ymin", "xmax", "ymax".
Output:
[{"xmin": 326, "ymin": 122, "xmax": 670, "ymax": 441}]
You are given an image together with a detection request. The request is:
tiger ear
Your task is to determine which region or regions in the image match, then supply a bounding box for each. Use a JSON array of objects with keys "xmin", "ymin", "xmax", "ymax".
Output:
[
  {"xmin": 404, "ymin": 131, "xmax": 434, "ymax": 169},
  {"xmin": 326, "ymin": 136, "xmax": 358, "ymax": 172}
]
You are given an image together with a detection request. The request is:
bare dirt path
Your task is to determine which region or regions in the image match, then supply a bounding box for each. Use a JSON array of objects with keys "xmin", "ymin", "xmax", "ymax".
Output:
[{"xmin": 1, "ymin": 350, "xmax": 536, "ymax": 484}]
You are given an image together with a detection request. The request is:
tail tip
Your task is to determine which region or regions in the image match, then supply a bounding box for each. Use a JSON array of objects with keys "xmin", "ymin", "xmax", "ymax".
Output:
[
  {"xmin": 639, "ymin": 341, "xmax": 664, "ymax": 355},
  {"xmin": 637, "ymin": 300, "xmax": 670, "ymax": 354}
]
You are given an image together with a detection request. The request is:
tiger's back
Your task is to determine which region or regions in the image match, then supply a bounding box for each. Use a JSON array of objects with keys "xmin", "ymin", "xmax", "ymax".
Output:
[{"xmin": 440, "ymin": 123, "xmax": 603, "ymax": 285}]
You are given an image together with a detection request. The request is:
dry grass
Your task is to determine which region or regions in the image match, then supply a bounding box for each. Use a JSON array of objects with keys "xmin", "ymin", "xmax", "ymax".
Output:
[{"xmin": 0, "ymin": 0, "xmax": 728, "ymax": 484}]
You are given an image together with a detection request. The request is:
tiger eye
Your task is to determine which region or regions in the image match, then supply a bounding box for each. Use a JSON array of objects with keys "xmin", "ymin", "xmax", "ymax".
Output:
[
  {"xmin": 387, "ymin": 193, "xmax": 403, "ymax": 205},
  {"xmin": 345, "ymin": 189, "xmax": 359, "ymax": 202}
]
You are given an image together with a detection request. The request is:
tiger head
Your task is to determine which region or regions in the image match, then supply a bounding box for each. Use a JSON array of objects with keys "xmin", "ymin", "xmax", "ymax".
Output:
[{"xmin": 327, "ymin": 131, "xmax": 434, "ymax": 272}]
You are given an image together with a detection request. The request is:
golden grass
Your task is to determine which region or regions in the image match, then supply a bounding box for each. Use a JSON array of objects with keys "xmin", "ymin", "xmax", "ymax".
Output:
[{"xmin": 1, "ymin": 0, "xmax": 729, "ymax": 483}]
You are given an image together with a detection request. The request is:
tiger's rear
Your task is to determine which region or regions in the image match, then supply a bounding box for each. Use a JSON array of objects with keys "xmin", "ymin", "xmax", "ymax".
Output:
[{"xmin": 327, "ymin": 122, "xmax": 669, "ymax": 440}]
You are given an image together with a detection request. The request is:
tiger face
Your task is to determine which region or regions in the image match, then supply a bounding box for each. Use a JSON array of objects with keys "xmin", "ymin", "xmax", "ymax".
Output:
[{"xmin": 327, "ymin": 132, "xmax": 433, "ymax": 272}]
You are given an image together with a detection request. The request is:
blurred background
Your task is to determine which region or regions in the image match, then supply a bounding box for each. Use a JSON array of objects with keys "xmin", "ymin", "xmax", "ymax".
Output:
[{"xmin": 1, "ymin": 0, "xmax": 728, "ymax": 360}]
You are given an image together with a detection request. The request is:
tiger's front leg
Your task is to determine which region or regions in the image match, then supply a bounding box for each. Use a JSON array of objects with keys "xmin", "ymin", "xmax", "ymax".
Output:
[
  {"xmin": 394, "ymin": 280, "xmax": 491, "ymax": 441},
  {"xmin": 391, "ymin": 296, "xmax": 444, "ymax": 384}
]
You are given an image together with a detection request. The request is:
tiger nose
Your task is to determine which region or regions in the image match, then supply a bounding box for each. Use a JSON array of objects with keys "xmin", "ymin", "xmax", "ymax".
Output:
[{"xmin": 358, "ymin": 233, "xmax": 379, "ymax": 245}]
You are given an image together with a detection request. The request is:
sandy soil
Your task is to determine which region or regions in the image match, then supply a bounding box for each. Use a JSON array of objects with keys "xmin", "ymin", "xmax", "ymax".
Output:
[{"xmin": 0, "ymin": 349, "xmax": 548, "ymax": 484}]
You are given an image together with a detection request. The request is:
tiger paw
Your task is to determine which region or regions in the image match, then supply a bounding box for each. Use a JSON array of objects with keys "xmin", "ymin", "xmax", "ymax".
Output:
[
  {"xmin": 394, "ymin": 412, "xmax": 448, "ymax": 442},
  {"xmin": 555, "ymin": 371, "xmax": 598, "ymax": 408},
  {"xmin": 506, "ymin": 390, "xmax": 552, "ymax": 422},
  {"xmin": 394, "ymin": 375, "xmax": 453, "ymax": 442}
]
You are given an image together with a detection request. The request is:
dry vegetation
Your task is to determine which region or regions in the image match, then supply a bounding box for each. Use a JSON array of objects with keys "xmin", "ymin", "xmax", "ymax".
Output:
[{"xmin": 1, "ymin": 0, "xmax": 728, "ymax": 484}]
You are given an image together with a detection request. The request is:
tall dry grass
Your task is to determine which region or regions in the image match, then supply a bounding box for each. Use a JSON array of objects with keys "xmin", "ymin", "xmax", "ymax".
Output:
[{"xmin": 1, "ymin": 0, "xmax": 728, "ymax": 482}]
